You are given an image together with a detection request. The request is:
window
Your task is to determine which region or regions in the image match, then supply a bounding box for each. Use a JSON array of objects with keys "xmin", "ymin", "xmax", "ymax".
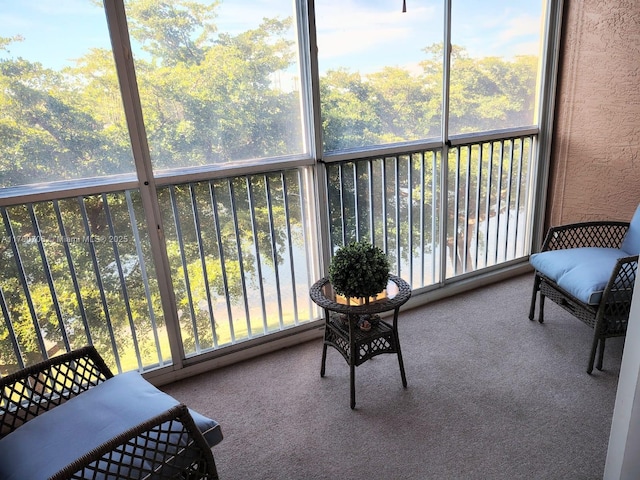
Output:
[
  {"xmin": 0, "ymin": 0, "xmax": 557, "ymax": 373},
  {"xmin": 449, "ymin": 0, "xmax": 544, "ymax": 134},
  {"xmin": 0, "ymin": 1, "xmax": 136, "ymax": 188},
  {"xmin": 315, "ymin": 0, "xmax": 444, "ymax": 153},
  {"xmin": 124, "ymin": 0, "xmax": 309, "ymax": 173}
]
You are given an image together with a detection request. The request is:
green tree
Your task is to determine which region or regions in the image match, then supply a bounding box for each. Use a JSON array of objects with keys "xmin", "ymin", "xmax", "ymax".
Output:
[{"xmin": 0, "ymin": 3, "xmax": 539, "ymax": 372}]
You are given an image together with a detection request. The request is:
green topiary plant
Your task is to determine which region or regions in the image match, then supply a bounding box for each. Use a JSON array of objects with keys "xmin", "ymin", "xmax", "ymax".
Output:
[{"xmin": 328, "ymin": 241, "xmax": 390, "ymax": 300}]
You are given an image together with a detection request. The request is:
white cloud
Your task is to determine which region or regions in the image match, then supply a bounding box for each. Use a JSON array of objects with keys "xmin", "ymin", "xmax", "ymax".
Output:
[
  {"xmin": 497, "ymin": 14, "xmax": 542, "ymax": 42},
  {"xmin": 453, "ymin": 8, "xmax": 542, "ymax": 59},
  {"xmin": 316, "ymin": 2, "xmax": 438, "ymax": 62},
  {"xmin": 215, "ymin": 1, "xmax": 294, "ymax": 35},
  {"xmin": 31, "ymin": 0, "xmax": 102, "ymax": 17}
]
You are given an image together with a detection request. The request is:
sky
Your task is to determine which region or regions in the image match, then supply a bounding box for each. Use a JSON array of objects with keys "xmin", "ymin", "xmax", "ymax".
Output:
[{"xmin": 0, "ymin": 0, "xmax": 544, "ymax": 74}]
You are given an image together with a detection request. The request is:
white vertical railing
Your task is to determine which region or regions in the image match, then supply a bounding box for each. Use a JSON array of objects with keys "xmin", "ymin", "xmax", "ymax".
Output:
[
  {"xmin": 324, "ymin": 131, "xmax": 536, "ymax": 288},
  {"xmin": 156, "ymin": 169, "xmax": 317, "ymax": 359},
  {"xmin": 0, "ymin": 130, "xmax": 535, "ymax": 377}
]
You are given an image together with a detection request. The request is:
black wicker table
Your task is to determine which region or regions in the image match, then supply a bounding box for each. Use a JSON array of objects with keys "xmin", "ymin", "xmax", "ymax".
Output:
[{"xmin": 309, "ymin": 275, "xmax": 412, "ymax": 409}]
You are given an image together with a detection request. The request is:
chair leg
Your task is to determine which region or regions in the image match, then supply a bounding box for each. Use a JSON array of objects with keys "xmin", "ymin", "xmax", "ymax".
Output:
[
  {"xmin": 320, "ymin": 343, "xmax": 327, "ymax": 377},
  {"xmin": 396, "ymin": 344, "xmax": 408, "ymax": 388},
  {"xmin": 587, "ymin": 335, "xmax": 600, "ymax": 374},
  {"xmin": 529, "ymin": 274, "xmax": 541, "ymax": 321},
  {"xmin": 350, "ymin": 362, "xmax": 356, "ymax": 409},
  {"xmin": 538, "ymin": 294, "xmax": 545, "ymax": 324},
  {"xmin": 597, "ymin": 338, "xmax": 606, "ymax": 371}
]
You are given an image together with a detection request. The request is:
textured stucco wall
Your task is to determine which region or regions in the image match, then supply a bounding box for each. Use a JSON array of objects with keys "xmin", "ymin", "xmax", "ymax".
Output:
[{"xmin": 548, "ymin": 0, "xmax": 640, "ymax": 226}]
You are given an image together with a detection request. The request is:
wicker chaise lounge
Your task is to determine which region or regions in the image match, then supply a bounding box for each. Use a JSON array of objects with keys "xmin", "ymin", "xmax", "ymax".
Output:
[
  {"xmin": 529, "ymin": 205, "xmax": 640, "ymax": 373},
  {"xmin": 0, "ymin": 346, "xmax": 222, "ymax": 479}
]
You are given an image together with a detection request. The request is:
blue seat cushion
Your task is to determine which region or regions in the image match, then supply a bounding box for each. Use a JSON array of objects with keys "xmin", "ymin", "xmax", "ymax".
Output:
[
  {"xmin": 621, "ymin": 204, "xmax": 640, "ymax": 255},
  {"xmin": 0, "ymin": 371, "xmax": 222, "ymax": 480},
  {"xmin": 530, "ymin": 247, "xmax": 629, "ymax": 305}
]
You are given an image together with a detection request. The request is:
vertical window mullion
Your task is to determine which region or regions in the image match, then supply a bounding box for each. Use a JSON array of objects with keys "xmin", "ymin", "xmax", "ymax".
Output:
[
  {"xmin": 303, "ymin": 0, "xmax": 331, "ymax": 282},
  {"xmin": 453, "ymin": 148, "xmax": 461, "ymax": 275},
  {"xmin": 104, "ymin": 0, "xmax": 185, "ymax": 367},
  {"xmin": 440, "ymin": 0, "xmax": 453, "ymax": 282}
]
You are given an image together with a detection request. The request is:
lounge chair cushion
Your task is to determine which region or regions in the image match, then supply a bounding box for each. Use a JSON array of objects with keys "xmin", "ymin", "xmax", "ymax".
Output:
[
  {"xmin": 0, "ymin": 371, "xmax": 222, "ymax": 480},
  {"xmin": 621, "ymin": 204, "xmax": 640, "ymax": 255},
  {"xmin": 530, "ymin": 247, "xmax": 629, "ymax": 305}
]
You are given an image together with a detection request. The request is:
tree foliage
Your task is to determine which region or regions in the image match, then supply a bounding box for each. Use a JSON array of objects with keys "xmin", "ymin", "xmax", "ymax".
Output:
[{"xmin": 0, "ymin": 1, "xmax": 538, "ymax": 372}]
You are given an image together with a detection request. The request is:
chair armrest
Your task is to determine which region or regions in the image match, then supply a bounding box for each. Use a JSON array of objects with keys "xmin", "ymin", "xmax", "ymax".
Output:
[
  {"xmin": 594, "ymin": 255, "xmax": 638, "ymax": 337},
  {"xmin": 49, "ymin": 404, "xmax": 219, "ymax": 480},
  {"xmin": 541, "ymin": 221, "xmax": 630, "ymax": 252},
  {"xmin": 0, "ymin": 345, "xmax": 113, "ymax": 438},
  {"xmin": 601, "ymin": 255, "xmax": 638, "ymax": 306}
]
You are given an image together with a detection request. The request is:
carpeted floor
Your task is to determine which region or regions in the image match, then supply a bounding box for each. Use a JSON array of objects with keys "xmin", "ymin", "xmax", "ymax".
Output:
[{"xmin": 163, "ymin": 273, "xmax": 623, "ymax": 480}]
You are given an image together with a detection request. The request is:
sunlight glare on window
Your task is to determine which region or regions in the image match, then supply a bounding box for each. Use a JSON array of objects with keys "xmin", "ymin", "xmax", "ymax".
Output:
[
  {"xmin": 449, "ymin": 0, "xmax": 545, "ymax": 134},
  {"xmin": 0, "ymin": 1, "xmax": 136, "ymax": 188},
  {"xmin": 124, "ymin": 0, "xmax": 307, "ymax": 173},
  {"xmin": 315, "ymin": 0, "xmax": 444, "ymax": 153}
]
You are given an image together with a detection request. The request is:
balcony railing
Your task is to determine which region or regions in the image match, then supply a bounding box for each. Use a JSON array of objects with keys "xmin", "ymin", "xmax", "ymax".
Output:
[
  {"xmin": 325, "ymin": 132, "xmax": 535, "ymax": 285},
  {"xmin": 0, "ymin": 130, "xmax": 537, "ymax": 377},
  {"xmin": 156, "ymin": 170, "xmax": 318, "ymax": 359}
]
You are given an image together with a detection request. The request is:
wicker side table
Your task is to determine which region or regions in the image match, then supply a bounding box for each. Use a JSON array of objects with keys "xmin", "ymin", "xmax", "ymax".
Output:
[{"xmin": 309, "ymin": 275, "xmax": 411, "ymax": 409}]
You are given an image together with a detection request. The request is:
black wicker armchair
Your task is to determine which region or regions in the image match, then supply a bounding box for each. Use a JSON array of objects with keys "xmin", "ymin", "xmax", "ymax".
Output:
[
  {"xmin": 0, "ymin": 346, "xmax": 222, "ymax": 479},
  {"xmin": 529, "ymin": 205, "xmax": 639, "ymax": 373}
]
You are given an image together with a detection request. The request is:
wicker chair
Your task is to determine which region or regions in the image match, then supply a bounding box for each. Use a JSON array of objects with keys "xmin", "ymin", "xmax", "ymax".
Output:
[
  {"xmin": 529, "ymin": 205, "xmax": 640, "ymax": 374},
  {"xmin": 0, "ymin": 346, "xmax": 222, "ymax": 479}
]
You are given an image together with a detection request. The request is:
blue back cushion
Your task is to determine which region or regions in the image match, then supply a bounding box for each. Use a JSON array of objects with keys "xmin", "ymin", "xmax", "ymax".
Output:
[{"xmin": 621, "ymin": 204, "xmax": 640, "ymax": 255}]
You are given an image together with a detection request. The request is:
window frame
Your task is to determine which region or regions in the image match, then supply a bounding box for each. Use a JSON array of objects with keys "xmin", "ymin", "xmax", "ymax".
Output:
[{"xmin": 0, "ymin": 0, "xmax": 563, "ymax": 375}]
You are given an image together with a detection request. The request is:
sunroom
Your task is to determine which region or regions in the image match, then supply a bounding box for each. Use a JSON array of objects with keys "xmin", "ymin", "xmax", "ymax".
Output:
[
  {"xmin": 0, "ymin": 0, "xmax": 561, "ymax": 379},
  {"xmin": 3, "ymin": 0, "xmax": 640, "ymax": 477}
]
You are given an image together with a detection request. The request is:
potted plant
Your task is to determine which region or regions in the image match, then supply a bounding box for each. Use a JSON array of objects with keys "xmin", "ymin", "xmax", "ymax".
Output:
[{"xmin": 328, "ymin": 240, "xmax": 390, "ymax": 305}]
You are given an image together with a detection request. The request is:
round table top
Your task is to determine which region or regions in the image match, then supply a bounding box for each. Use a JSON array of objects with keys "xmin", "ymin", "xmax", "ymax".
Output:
[{"xmin": 309, "ymin": 274, "xmax": 411, "ymax": 315}]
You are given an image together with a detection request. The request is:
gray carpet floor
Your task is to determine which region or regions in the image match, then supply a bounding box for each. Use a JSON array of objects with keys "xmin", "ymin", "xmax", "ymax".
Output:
[{"xmin": 162, "ymin": 273, "xmax": 623, "ymax": 480}]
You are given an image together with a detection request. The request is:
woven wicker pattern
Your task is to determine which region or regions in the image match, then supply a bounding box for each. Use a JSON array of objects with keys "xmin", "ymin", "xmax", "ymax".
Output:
[
  {"xmin": 49, "ymin": 404, "xmax": 218, "ymax": 480},
  {"xmin": 542, "ymin": 221, "xmax": 629, "ymax": 251},
  {"xmin": 539, "ymin": 279, "xmax": 598, "ymax": 327},
  {"xmin": 1, "ymin": 346, "xmax": 220, "ymax": 480},
  {"xmin": 325, "ymin": 313, "xmax": 397, "ymax": 366},
  {"xmin": 530, "ymin": 220, "xmax": 638, "ymax": 373},
  {"xmin": 311, "ymin": 275, "xmax": 411, "ymax": 408},
  {"xmin": 309, "ymin": 275, "xmax": 412, "ymax": 315},
  {"xmin": 0, "ymin": 345, "xmax": 113, "ymax": 438},
  {"xmin": 601, "ymin": 256, "xmax": 638, "ymax": 335}
]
